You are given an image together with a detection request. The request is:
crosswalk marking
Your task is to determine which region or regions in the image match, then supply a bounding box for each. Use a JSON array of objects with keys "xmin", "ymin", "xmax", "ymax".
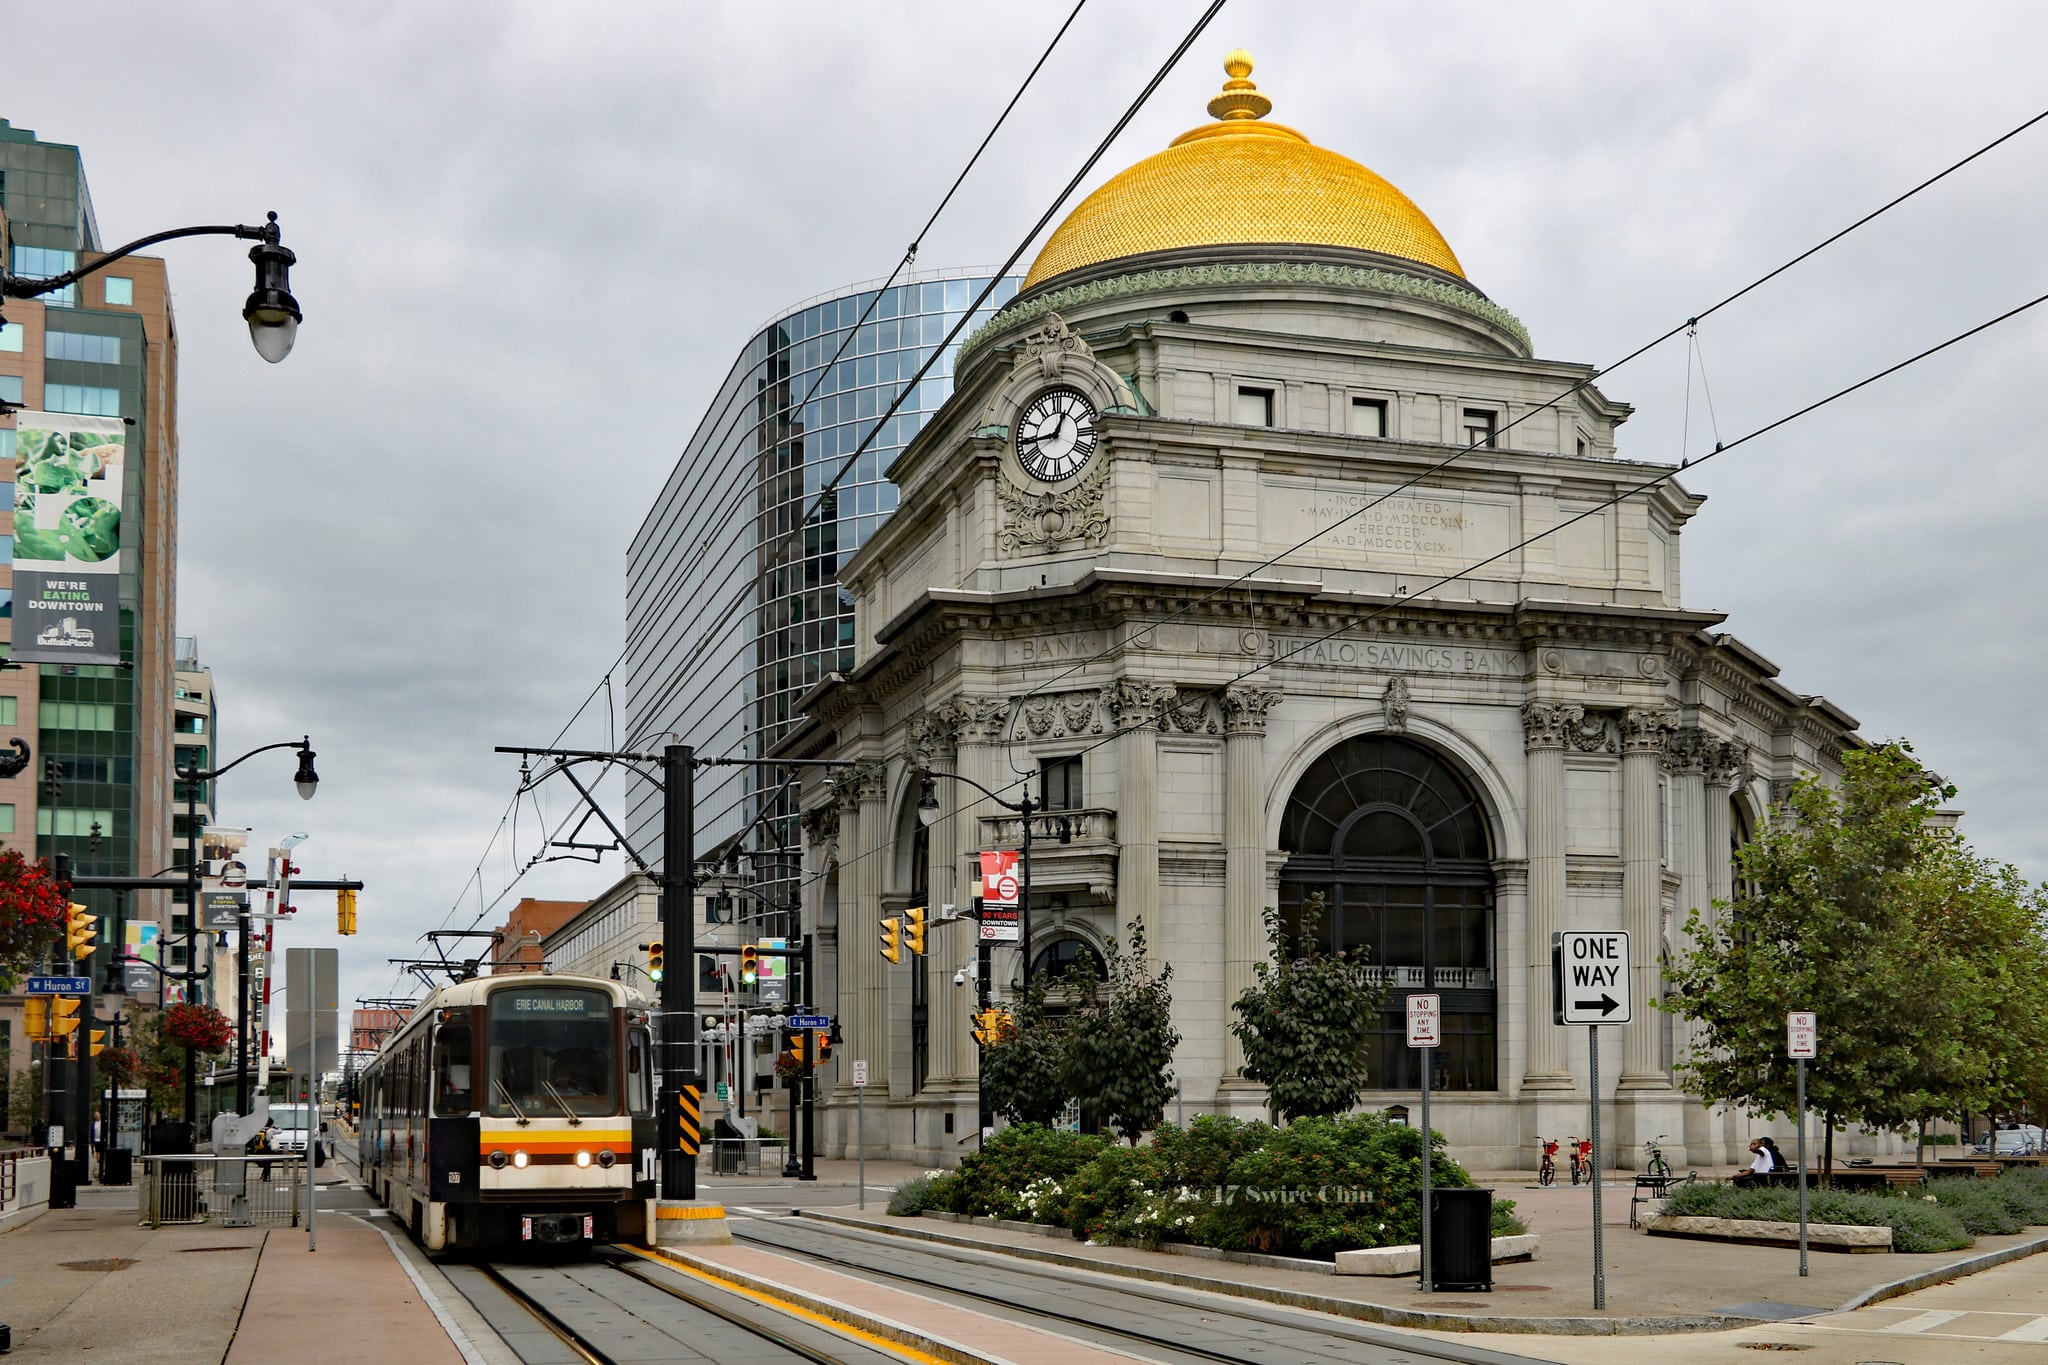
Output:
[
  {"xmin": 1997, "ymin": 1315, "xmax": 2048, "ymax": 1342},
  {"xmin": 1881, "ymin": 1310, "xmax": 1965, "ymax": 1333}
]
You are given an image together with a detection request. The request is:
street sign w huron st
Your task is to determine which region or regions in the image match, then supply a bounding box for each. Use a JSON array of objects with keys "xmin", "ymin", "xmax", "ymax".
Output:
[{"xmin": 1553, "ymin": 930, "xmax": 1632, "ymax": 1025}]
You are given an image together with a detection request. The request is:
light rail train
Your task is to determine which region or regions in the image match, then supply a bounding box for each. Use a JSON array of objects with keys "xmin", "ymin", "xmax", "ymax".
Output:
[{"xmin": 358, "ymin": 973, "xmax": 660, "ymax": 1251}]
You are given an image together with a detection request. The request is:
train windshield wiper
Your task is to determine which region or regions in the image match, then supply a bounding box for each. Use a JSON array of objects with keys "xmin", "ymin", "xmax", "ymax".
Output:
[
  {"xmin": 494, "ymin": 1080, "xmax": 530, "ymax": 1126},
  {"xmin": 540, "ymin": 1080, "xmax": 583, "ymax": 1126}
]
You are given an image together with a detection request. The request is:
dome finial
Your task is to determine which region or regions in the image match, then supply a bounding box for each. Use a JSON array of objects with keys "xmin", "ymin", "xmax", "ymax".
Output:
[{"xmin": 1207, "ymin": 49, "xmax": 1272, "ymax": 122}]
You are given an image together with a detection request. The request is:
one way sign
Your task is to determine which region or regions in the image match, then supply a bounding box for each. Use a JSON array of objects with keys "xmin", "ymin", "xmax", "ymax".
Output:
[{"xmin": 1554, "ymin": 930, "xmax": 1632, "ymax": 1025}]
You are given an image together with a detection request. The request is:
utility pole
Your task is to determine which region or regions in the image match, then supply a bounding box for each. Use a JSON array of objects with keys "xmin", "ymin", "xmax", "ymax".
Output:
[{"xmin": 659, "ymin": 743, "xmax": 699, "ymax": 1201}]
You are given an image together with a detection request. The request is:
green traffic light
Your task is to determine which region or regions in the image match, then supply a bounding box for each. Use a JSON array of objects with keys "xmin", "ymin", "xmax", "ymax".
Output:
[{"xmin": 648, "ymin": 966, "xmax": 664, "ymax": 982}]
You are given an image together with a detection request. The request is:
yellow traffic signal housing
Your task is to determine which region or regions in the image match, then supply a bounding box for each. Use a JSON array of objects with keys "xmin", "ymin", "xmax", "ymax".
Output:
[
  {"xmin": 879, "ymin": 916, "xmax": 902, "ymax": 964},
  {"xmin": 50, "ymin": 996, "xmax": 81, "ymax": 1037},
  {"xmin": 66, "ymin": 902, "xmax": 97, "ymax": 960},
  {"xmin": 815, "ymin": 1031, "xmax": 833, "ymax": 1064},
  {"xmin": 647, "ymin": 940, "xmax": 666, "ymax": 982},
  {"xmin": 23, "ymin": 995, "xmax": 48, "ymax": 1040},
  {"xmin": 973, "ymin": 1008, "xmax": 1014, "ymax": 1047},
  {"xmin": 337, "ymin": 887, "xmax": 358, "ymax": 936},
  {"xmin": 905, "ymin": 904, "xmax": 927, "ymax": 957},
  {"xmin": 785, "ymin": 1032, "xmax": 807, "ymax": 1066},
  {"xmin": 89, "ymin": 1028, "xmax": 108, "ymax": 1057},
  {"xmin": 739, "ymin": 942, "xmax": 759, "ymax": 984}
]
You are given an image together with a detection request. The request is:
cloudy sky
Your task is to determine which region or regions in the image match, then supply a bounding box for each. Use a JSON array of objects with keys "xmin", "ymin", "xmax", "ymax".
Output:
[{"xmin": 10, "ymin": 1, "xmax": 2046, "ymax": 1018}]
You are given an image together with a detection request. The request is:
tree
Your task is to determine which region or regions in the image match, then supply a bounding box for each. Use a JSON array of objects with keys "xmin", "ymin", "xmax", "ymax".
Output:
[
  {"xmin": 1061, "ymin": 921, "xmax": 1179, "ymax": 1144},
  {"xmin": 1231, "ymin": 893, "xmax": 1387, "ymax": 1122},
  {"xmin": 980, "ymin": 975, "xmax": 1072, "ymax": 1127},
  {"xmin": 0, "ymin": 851, "xmax": 71, "ymax": 990},
  {"xmin": 1663, "ymin": 741, "xmax": 2048, "ymax": 1173},
  {"xmin": 131, "ymin": 1005, "xmax": 229, "ymax": 1121}
]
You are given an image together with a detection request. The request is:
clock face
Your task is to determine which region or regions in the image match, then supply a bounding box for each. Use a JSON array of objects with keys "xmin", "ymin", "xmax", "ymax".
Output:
[{"xmin": 1014, "ymin": 386, "xmax": 1099, "ymax": 482}]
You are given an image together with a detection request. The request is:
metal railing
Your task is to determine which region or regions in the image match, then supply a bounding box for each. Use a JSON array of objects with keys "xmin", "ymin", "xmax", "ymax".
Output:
[
  {"xmin": 1, "ymin": 1147, "xmax": 49, "ymax": 1208},
  {"xmin": 137, "ymin": 1154, "xmax": 304, "ymax": 1228}
]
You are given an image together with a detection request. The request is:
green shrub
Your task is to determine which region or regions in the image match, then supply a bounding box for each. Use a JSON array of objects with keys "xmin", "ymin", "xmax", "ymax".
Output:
[
  {"xmin": 1059, "ymin": 1141, "xmax": 1169, "ymax": 1239},
  {"xmin": 1994, "ymin": 1169, "xmax": 2048, "ymax": 1223},
  {"xmin": 1661, "ymin": 1181, "xmax": 1971, "ymax": 1252},
  {"xmin": 886, "ymin": 1172, "xmax": 954, "ymax": 1217},
  {"xmin": 1928, "ymin": 1179, "xmax": 2024, "ymax": 1235},
  {"xmin": 1491, "ymin": 1201, "xmax": 1527, "ymax": 1238},
  {"xmin": 940, "ymin": 1124, "xmax": 1107, "ymax": 1220},
  {"xmin": 1203, "ymin": 1112, "xmax": 1480, "ymax": 1259},
  {"xmin": 1152, "ymin": 1116, "xmax": 1274, "ymax": 1189}
]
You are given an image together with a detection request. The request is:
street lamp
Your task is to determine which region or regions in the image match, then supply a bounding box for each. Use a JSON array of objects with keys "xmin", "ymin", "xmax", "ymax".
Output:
[
  {"xmin": 173, "ymin": 737, "xmax": 318, "ymax": 1124},
  {"xmin": 918, "ymin": 769, "xmax": 1036, "ymax": 1147},
  {"xmin": 1, "ymin": 212, "xmax": 302, "ymax": 363}
]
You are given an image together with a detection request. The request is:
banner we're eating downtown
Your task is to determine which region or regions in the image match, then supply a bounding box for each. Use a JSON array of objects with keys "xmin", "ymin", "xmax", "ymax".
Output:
[{"xmin": 11, "ymin": 411, "xmax": 124, "ymax": 665}]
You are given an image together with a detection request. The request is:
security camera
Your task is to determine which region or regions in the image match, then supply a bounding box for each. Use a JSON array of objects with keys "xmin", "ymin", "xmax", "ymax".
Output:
[{"xmin": 953, "ymin": 968, "xmax": 967, "ymax": 987}]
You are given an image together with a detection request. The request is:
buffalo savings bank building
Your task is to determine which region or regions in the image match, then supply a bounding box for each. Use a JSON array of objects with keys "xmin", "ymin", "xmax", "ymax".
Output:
[{"xmin": 775, "ymin": 54, "xmax": 1870, "ymax": 1170}]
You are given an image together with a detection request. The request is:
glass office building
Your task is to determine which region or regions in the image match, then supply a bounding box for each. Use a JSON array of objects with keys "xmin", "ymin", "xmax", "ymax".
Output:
[{"xmin": 624, "ymin": 272, "xmax": 1019, "ymax": 908}]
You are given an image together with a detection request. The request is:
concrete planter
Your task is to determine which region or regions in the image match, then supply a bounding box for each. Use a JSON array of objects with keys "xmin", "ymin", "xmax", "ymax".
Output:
[
  {"xmin": 1335, "ymin": 1233, "xmax": 1540, "ymax": 1276},
  {"xmin": 1643, "ymin": 1213, "xmax": 1891, "ymax": 1252}
]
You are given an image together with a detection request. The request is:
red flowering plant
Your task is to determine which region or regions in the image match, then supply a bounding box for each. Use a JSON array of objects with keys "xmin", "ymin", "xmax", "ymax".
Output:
[
  {"xmin": 0, "ymin": 850, "xmax": 71, "ymax": 989},
  {"xmin": 161, "ymin": 1002, "xmax": 233, "ymax": 1054}
]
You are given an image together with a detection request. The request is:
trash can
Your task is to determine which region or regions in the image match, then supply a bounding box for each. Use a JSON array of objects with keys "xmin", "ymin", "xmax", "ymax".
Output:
[
  {"xmin": 101, "ymin": 1148, "xmax": 133, "ymax": 1186},
  {"xmin": 1428, "ymin": 1187, "xmax": 1493, "ymax": 1292},
  {"xmin": 49, "ymin": 1159, "xmax": 78, "ymax": 1210},
  {"xmin": 713, "ymin": 1118, "xmax": 745, "ymax": 1175}
]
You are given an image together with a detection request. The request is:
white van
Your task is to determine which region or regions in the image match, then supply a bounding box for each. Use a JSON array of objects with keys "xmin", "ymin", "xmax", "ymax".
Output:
[{"xmin": 261, "ymin": 1103, "xmax": 316, "ymax": 1155}]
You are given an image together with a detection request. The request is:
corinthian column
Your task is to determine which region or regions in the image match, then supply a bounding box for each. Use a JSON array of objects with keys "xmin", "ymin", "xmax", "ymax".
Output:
[
  {"xmin": 1702, "ymin": 740, "xmax": 1747, "ymax": 919},
  {"xmin": 1221, "ymin": 684, "xmax": 1282, "ymax": 1078},
  {"xmin": 1620, "ymin": 707, "xmax": 1675, "ymax": 1085},
  {"xmin": 1108, "ymin": 680, "xmax": 1175, "ymax": 948},
  {"xmin": 1522, "ymin": 700, "xmax": 1578, "ymax": 1089}
]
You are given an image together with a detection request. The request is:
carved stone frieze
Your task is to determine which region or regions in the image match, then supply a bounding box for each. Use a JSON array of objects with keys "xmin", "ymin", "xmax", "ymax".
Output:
[
  {"xmin": 1769, "ymin": 777, "xmax": 1796, "ymax": 809},
  {"xmin": 944, "ymin": 697, "xmax": 1010, "ymax": 745},
  {"xmin": 799, "ymin": 802, "xmax": 840, "ymax": 848},
  {"xmin": 1221, "ymin": 683, "xmax": 1283, "ymax": 737},
  {"xmin": 997, "ymin": 461, "xmax": 1110, "ymax": 556},
  {"xmin": 1014, "ymin": 690, "xmax": 1107, "ymax": 741},
  {"xmin": 1522, "ymin": 700, "xmax": 1585, "ymax": 751},
  {"xmin": 1162, "ymin": 693, "xmax": 1221, "ymax": 735},
  {"xmin": 1383, "ymin": 677, "xmax": 1411, "ymax": 734},
  {"xmin": 906, "ymin": 708, "xmax": 959, "ymax": 771},
  {"xmin": 836, "ymin": 759, "xmax": 887, "ymax": 808},
  {"xmin": 1621, "ymin": 706, "xmax": 1679, "ymax": 754},
  {"xmin": 1703, "ymin": 739, "xmax": 1753, "ymax": 789},
  {"xmin": 1569, "ymin": 710, "xmax": 1618, "ymax": 755},
  {"xmin": 1103, "ymin": 679, "xmax": 1177, "ymax": 731},
  {"xmin": 1015, "ymin": 311, "xmax": 1087, "ymax": 383},
  {"xmin": 1662, "ymin": 726, "xmax": 1707, "ymax": 775}
]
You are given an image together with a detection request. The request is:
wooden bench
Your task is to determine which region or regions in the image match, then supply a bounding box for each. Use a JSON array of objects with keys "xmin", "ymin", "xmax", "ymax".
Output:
[
  {"xmin": 1933, "ymin": 1158, "xmax": 2002, "ymax": 1180},
  {"xmin": 1826, "ymin": 1166, "xmax": 1927, "ymax": 1192}
]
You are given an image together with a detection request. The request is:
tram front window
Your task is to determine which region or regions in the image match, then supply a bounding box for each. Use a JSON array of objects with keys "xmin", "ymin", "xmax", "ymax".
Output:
[{"xmin": 486, "ymin": 987, "xmax": 616, "ymax": 1118}]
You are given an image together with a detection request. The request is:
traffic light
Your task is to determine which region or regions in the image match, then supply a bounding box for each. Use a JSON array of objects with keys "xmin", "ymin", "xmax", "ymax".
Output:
[
  {"xmin": 739, "ymin": 942, "xmax": 759, "ymax": 985},
  {"xmin": 50, "ymin": 996, "xmax": 81, "ymax": 1038},
  {"xmin": 647, "ymin": 940, "xmax": 666, "ymax": 983},
  {"xmin": 23, "ymin": 995, "xmax": 48, "ymax": 1041},
  {"xmin": 905, "ymin": 904, "xmax": 927, "ymax": 957},
  {"xmin": 336, "ymin": 887, "xmax": 358, "ymax": 936},
  {"xmin": 783, "ymin": 1031, "xmax": 807, "ymax": 1067},
  {"xmin": 879, "ymin": 916, "xmax": 901, "ymax": 964},
  {"xmin": 66, "ymin": 902, "xmax": 97, "ymax": 960},
  {"xmin": 814, "ymin": 1031, "xmax": 833, "ymax": 1064},
  {"xmin": 43, "ymin": 757, "xmax": 62, "ymax": 804},
  {"xmin": 972, "ymin": 1008, "xmax": 1013, "ymax": 1047},
  {"xmin": 89, "ymin": 1028, "xmax": 107, "ymax": 1057}
]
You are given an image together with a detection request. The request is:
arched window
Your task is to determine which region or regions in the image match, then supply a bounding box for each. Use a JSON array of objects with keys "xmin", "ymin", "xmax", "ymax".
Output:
[
  {"xmin": 1279, "ymin": 734, "xmax": 1496, "ymax": 1091},
  {"xmin": 1029, "ymin": 937, "xmax": 1107, "ymax": 983}
]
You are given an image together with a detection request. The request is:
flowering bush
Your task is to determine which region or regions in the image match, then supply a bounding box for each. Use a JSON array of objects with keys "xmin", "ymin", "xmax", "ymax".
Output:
[
  {"xmin": 937, "ymin": 1124, "xmax": 1107, "ymax": 1221},
  {"xmin": 161, "ymin": 1002, "xmax": 232, "ymax": 1054},
  {"xmin": 0, "ymin": 851, "xmax": 71, "ymax": 987}
]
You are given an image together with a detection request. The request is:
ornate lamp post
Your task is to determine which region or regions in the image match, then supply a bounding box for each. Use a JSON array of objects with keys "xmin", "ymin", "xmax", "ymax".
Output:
[
  {"xmin": 1, "ymin": 212, "xmax": 302, "ymax": 363},
  {"xmin": 174, "ymin": 738, "xmax": 317, "ymax": 1121}
]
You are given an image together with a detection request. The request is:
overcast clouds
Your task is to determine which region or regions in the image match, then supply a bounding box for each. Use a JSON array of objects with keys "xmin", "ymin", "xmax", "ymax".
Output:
[{"xmin": 8, "ymin": 1, "xmax": 2045, "ymax": 1017}]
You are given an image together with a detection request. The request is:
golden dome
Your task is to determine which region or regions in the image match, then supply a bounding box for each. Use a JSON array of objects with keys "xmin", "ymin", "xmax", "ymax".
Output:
[{"xmin": 1022, "ymin": 53, "xmax": 1463, "ymax": 291}]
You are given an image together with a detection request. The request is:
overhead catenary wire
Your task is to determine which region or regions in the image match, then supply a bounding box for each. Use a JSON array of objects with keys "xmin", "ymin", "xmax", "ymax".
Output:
[
  {"xmin": 797, "ymin": 283, "xmax": 2048, "ymax": 898},
  {"xmin": 397, "ymin": 2, "xmax": 1203, "ymax": 985}
]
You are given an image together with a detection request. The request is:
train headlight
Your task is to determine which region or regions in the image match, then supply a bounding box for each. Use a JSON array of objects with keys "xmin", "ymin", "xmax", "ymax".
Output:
[
  {"xmin": 511, "ymin": 1150, "xmax": 529, "ymax": 1170},
  {"xmin": 596, "ymin": 1149, "xmax": 616, "ymax": 1169},
  {"xmin": 488, "ymin": 1151, "xmax": 508, "ymax": 1169},
  {"xmin": 575, "ymin": 1150, "xmax": 593, "ymax": 1168}
]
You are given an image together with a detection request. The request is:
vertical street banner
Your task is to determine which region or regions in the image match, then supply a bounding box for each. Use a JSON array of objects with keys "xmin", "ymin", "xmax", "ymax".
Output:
[
  {"xmin": 977, "ymin": 850, "xmax": 1021, "ymax": 942},
  {"xmin": 11, "ymin": 412, "xmax": 125, "ymax": 664},
  {"xmin": 123, "ymin": 921, "xmax": 160, "ymax": 995}
]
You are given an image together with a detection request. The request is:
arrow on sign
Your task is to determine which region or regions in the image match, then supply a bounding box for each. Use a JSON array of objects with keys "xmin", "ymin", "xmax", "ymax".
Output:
[{"xmin": 1573, "ymin": 994, "xmax": 1621, "ymax": 1016}]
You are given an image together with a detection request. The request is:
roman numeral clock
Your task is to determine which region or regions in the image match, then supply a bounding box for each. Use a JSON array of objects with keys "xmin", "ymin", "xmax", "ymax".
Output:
[{"xmin": 1013, "ymin": 385, "xmax": 1100, "ymax": 483}]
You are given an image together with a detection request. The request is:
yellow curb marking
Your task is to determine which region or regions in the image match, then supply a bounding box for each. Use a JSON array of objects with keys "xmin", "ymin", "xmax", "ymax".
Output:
[
  {"xmin": 654, "ymin": 1205, "xmax": 728, "ymax": 1221},
  {"xmin": 622, "ymin": 1243, "xmax": 954, "ymax": 1365}
]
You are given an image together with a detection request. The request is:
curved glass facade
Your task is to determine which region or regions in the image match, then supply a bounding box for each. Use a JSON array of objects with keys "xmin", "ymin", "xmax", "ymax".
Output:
[{"xmin": 625, "ymin": 272, "xmax": 1020, "ymax": 869}]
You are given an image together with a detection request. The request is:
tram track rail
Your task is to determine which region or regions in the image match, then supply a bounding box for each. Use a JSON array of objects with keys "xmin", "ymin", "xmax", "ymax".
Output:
[
  {"xmin": 732, "ymin": 1214, "xmax": 1560, "ymax": 1365},
  {"xmin": 442, "ymin": 1248, "xmax": 913, "ymax": 1365}
]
